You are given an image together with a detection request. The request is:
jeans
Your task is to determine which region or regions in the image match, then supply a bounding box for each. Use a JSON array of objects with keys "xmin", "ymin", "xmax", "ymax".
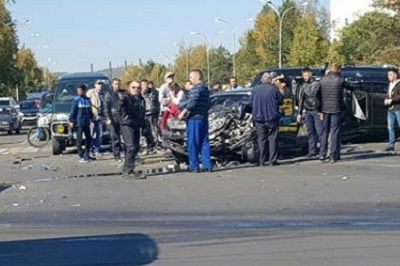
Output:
[
  {"xmin": 121, "ymin": 125, "xmax": 141, "ymax": 173},
  {"xmin": 304, "ymin": 110, "xmax": 323, "ymax": 155},
  {"xmin": 387, "ymin": 110, "xmax": 400, "ymax": 148},
  {"xmin": 76, "ymin": 125, "xmax": 91, "ymax": 160},
  {"xmin": 254, "ymin": 121, "xmax": 279, "ymax": 165},
  {"xmin": 110, "ymin": 122, "xmax": 121, "ymax": 158},
  {"xmin": 143, "ymin": 115, "xmax": 157, "ymax": 150},
  {"xmin": 91, "ymin": 118, "xmax": 103, "ymax": 153},
  {"xmin": 187, "ymin": 119, "xmax": 212, "ymax": 171},
  {"xmin": 320, "ymin": 112, "xmax": 342, "ymax": 160}
]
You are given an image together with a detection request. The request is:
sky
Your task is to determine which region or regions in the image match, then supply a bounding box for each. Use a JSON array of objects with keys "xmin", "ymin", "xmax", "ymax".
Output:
[{"xmin": 8, "ymin": 0, "xmax": 329, "ymax": 73}]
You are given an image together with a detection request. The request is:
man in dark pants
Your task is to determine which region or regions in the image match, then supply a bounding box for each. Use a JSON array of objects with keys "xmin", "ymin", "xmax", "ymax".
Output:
[
  {"xmin": 251, "ymin": 72, "xmax": 284, "ymax": 166},
  {"xmin": 118, "ymin": 81, "xmax": 146, "ymax": 179},
  {"xmin": 69, "ymin": 84, "xmax": 93, "ymax": 163},
  {"xmin": 296, "ymin": 67, "xmax": 322, "ymax": 158},
  {"xmin": 142, "ymin": 80, "xmax": 159, "ymax": 153},
  {"xmin": 105, "ymin": 78, "xmax": 123, "ymax": 162},
  {"xmin": 319, "ymin": 63, "xmax": 346, "ymax": 163},
  {"xmin": 178, "ymin": 69, "xmax": 212, "ymax": 173},
  {"xmin": 383, "ymin": 68, "xmax": 400, "ymax": 152}
]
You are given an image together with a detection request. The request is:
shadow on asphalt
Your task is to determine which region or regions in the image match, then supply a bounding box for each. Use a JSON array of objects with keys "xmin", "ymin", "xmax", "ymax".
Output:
[{"xmin": 0, "ymin": 233, "xmax": 158, "ymax": 266}]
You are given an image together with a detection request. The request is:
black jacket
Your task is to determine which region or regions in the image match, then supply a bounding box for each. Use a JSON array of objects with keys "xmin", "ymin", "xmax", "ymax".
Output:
[
  {"xmin": 297, "ymin": 79, "xmax": 321, "ymax": 113},
  {"xmin": 116, "ymin": 91, "xmax": 145, "ymax": 128},
  {"xmin": 104, "ymin": 89, "xmax": 122, "ymax": 125},
  {"xmin": 320, "ymin": 73, "xmax": 345, "ymax": 114},
  {"xmin": 143, "ymin": 89, "xmax": 160, "ymax": 116},
  {"xmin": 388, "ymin": 81, "xmax": 400, "ymax": 111}
]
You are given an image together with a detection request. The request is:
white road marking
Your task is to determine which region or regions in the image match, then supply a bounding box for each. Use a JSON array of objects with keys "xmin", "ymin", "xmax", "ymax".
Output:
[{"xmin": 23, "ymin": 147, "xmax": 39, "ymax": 153}]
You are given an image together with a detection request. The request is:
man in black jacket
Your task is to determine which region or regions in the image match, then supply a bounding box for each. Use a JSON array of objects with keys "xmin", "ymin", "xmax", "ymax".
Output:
[
  {"xmin": 319, "ymin": 63, "xmax": 345, "ymax": 163},
  {"xmin": 296, "ymin": 67, "xmax": 322, "ymax": 158},
  {"xmin": 383, "ymin": 68, "xmax": 400, "ymax": 152},
  {"xmin": 142, "ymin": 80, "xmax": 160, "ymax": 153},
  {"xmin": 118, "ymin": 81, "xmax": 146, "ymax": 179},
  {"xmin": 104, "ymin": 78, "xmax": 123, "ymax": 162}
]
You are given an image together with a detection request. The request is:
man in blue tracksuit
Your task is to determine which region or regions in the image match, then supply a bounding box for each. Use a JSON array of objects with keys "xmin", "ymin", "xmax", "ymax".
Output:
[
  {"xmin": 178, "ymin": 69, "xmax": 212, "ymax": 173},
  {"xmin": 69, "ymin": 84, "xmax": 93, "ymax": 163}
]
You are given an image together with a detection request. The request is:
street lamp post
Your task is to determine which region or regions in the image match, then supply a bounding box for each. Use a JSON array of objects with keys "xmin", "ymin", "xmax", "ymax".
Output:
[
  {"xmin": 190, "ymin": 31, "xmax": 210, "ymax": 85},
  {"xmin": 258, "ymin": 0, "xmax": 307, "ymax": 68},
  {"xmin": 215, "ymin": 17, "xmax": 254, "ymax": 76}
]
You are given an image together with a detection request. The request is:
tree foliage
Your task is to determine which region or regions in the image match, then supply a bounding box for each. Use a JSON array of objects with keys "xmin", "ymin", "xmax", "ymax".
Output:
[
  {"xmin": 288, "ymin": 13, "xmax": 329, "ymax": 67},
  {"xmin": 373, "ymin": 0, "xmax": 400, "ymax": 12}
]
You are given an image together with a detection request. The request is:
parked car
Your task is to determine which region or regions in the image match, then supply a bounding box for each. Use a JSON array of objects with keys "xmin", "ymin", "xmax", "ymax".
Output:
[
  {"xmin": 18, "ymin": 100, "xmax": 40, "ymax": 126},
  {"xmin": 26, "ymin": 91, "xmax": 47, "ymax": 108},
  {"xmin": 0, "ymin": 97, "xmax": 19, "ymax": 110},
  {"xmin": 50, "ymin": 72, "xmax": 112, "ymax": 155},
  {"xmin": 0, "ymin": 107, "xmax": 22, "ymax": 135}
]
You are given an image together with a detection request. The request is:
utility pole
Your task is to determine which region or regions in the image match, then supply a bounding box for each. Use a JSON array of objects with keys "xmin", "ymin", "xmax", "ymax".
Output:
[
  {"xmin": 125, "ymin": 60, "xmax": 128, "ymax": 70},
  {"xmin": 90, "ymin": 63, "xmax": 94, "ymax": 72},
  {"xmin": 15, "ymin": 84, "xmax": 19, "ymax": 101},
  {"xmin": 109, "ymin": 61, "xmax": 113, "ymax": 79}
]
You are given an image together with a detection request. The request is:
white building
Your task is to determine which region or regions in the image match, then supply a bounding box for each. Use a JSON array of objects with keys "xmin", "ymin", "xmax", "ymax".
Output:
[{"xmin": 330, "ymin": 0, "xmax": 374, "ymax": 40}]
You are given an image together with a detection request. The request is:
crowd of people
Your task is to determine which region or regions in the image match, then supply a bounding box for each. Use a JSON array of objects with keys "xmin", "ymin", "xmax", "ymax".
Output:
[
  {"xmin": 68, "ymin": 69, "xmax": 213, "ymax": 179},
  {"xmin": 251, "ymin": 63, "xmax": 400, "ymax": 167},
  {"xmin": 67, "ymin": 63, "xmax": 400, "ymax": 179}
]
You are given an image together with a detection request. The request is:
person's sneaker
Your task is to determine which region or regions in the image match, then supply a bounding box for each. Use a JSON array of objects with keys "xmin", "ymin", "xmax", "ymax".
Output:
[
  {"xmin": 122, "ymin": 171, "xmax": 147, "ymax": 180},
  {"xmin": 306, "ymin": 153, "xmax": 317, "ymax": 158},
  {"xmin": 383, "ymin": 147, "xmax": 395, "ymax": 152},
  {"xmin": 270, "ymin": 161, "xmax": 280, "ymax": 167},
  {"xmin": 320, "ymin": 156, "xmax": 327, "ymax": 163},
  {"xmin": 114, "ymin": 156, "xmax": 123, "ymax": 163},
  {"xmin": 79, "ymin": 158, "xmax": 91, "ymax": 163}
]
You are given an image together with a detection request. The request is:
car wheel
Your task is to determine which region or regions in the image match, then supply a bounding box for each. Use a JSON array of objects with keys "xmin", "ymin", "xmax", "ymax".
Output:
[{"xmin": 52, "ymin": 138, "xmax": 64, "ymax": 155}]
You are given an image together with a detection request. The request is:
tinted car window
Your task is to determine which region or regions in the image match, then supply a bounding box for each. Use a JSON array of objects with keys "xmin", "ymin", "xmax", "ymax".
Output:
[
  {"xmin": 54, "ymin": 79, "xmax": 111, "ymax": 103},
  {"xmin": 0, "ymin": 100, "xmax": 11, "ymax": 106},
  {"xmin": 20, "ymin": 101, "xmax": 38, "ymax": 110}
]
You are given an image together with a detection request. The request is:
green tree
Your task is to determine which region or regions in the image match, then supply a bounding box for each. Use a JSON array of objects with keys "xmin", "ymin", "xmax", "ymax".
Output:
[
  {"xmin": 16, "ymin": 48, "xmax": 43, "ymax": 94},
  {"xmin": 288, "ymin": 13, "xmax": 329, "ymax": 67},
  {"xmin": 209, "ymin": 45, "xmax": 232, "ymax": 85},
  {"xmin": 0, "ymin": 0, "xmax": 19, "ymax": 96},
  {"xmin": 373, "ymin": 0, "xmax": 400, "ymax": 12},
  {"xmin": 340, "ymin": 11, "xmax": 400, "ymax": 64},
  {"xmin": 174, "ymin": 44, "xmax": 208, "ymax": 85},
  {"xmin": 325, "ymin": 40, "xmax": 346, "ymax": 65}
]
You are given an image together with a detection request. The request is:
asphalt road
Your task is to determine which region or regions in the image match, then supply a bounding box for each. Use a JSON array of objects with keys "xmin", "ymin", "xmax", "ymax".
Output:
[{"xmin": 1, "ymin": 131, "xmax": 400, "ymax": 265}]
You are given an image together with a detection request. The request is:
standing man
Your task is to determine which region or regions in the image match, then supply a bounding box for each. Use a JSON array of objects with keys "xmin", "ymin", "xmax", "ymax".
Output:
[
  {"xmin": 319, "ymin": 63, "xmax": 346, "ymax": 163},
  {"xmin": 118, "ymin": 81, "xmax": 146, "ymax": 179},
  {"xmin": 142, "ymin": 80, "xmax": 160, "ymax": 153},
  {"xmin": 178, "ymin": 69, "xmax": 212, "ymax": 173},
  {"xmin": 159, "ymin": 72, "xmax": 175, "ymax": 115},
  {"xmin": 383, "ymin": 68, "xmax": 400, "ymax": 152},
  {"xmin": 86, "ymin": 80, "xmax": 104, "ymax": 157},
  {"xmin": 104, "ymin": 78, "xmax": 123, "ymax": 162},
  {"xmin": 296, "ymin": 67, "xmax": 322, "ymax": 158},
  {"xmin": 251, "ymin": 72, "xmax": 284, "ymax": 167},
  {"xmin": 69, "ymin": 84, "xmax": 93, "ymax": 163},
  {"xmin": 228, "ymin": 76, "xmax": 243, "ymax": 91}
]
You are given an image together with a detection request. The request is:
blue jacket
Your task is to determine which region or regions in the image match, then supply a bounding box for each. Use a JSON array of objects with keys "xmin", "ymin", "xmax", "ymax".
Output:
[
  {"xmin": 250, "ymin": 82, "xmax": 284, "ymax": 123},
  {"xmin": 69, "ymin": 96, "xmax": 93, "ymax": 127},
  {"xmin": 186, "ymin": 83, "xmax": 210, "ymax": 120}
]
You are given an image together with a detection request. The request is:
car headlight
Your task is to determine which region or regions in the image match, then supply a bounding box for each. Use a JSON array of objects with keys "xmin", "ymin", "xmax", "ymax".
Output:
[{"xmin": 55, "ymin": 124, "xmax": 65, "ymax": 134}]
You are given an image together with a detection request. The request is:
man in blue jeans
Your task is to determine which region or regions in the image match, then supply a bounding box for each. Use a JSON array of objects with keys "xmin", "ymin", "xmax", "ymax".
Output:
[
  {"xmin": 319, "ymin": 64, "xmax": 346, "ymax": 163},
  {"xmin": 178, "ymin": 69, "xmax": 212, "ymax": 173},
  {"xmin": 384, "ymin": 68, "xmax": 400, "ymax": 152}
]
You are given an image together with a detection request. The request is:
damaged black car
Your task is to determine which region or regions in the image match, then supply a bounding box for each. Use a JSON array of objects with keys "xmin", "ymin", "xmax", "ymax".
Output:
[{"xmin": 163, "ymin": 66, "xmax": 393, "ymax": 164}]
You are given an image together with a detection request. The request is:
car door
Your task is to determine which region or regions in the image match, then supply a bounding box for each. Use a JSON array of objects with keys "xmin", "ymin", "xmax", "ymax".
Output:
[{"xmin": 369, "ymin": 81, "xmax": 389, "ymax": 128}]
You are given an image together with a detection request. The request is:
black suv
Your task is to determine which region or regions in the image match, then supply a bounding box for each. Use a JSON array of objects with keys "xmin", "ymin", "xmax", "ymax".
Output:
[{"xmin": 50, "ymin": 72, "xmax": 111, "ymax": 155}]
